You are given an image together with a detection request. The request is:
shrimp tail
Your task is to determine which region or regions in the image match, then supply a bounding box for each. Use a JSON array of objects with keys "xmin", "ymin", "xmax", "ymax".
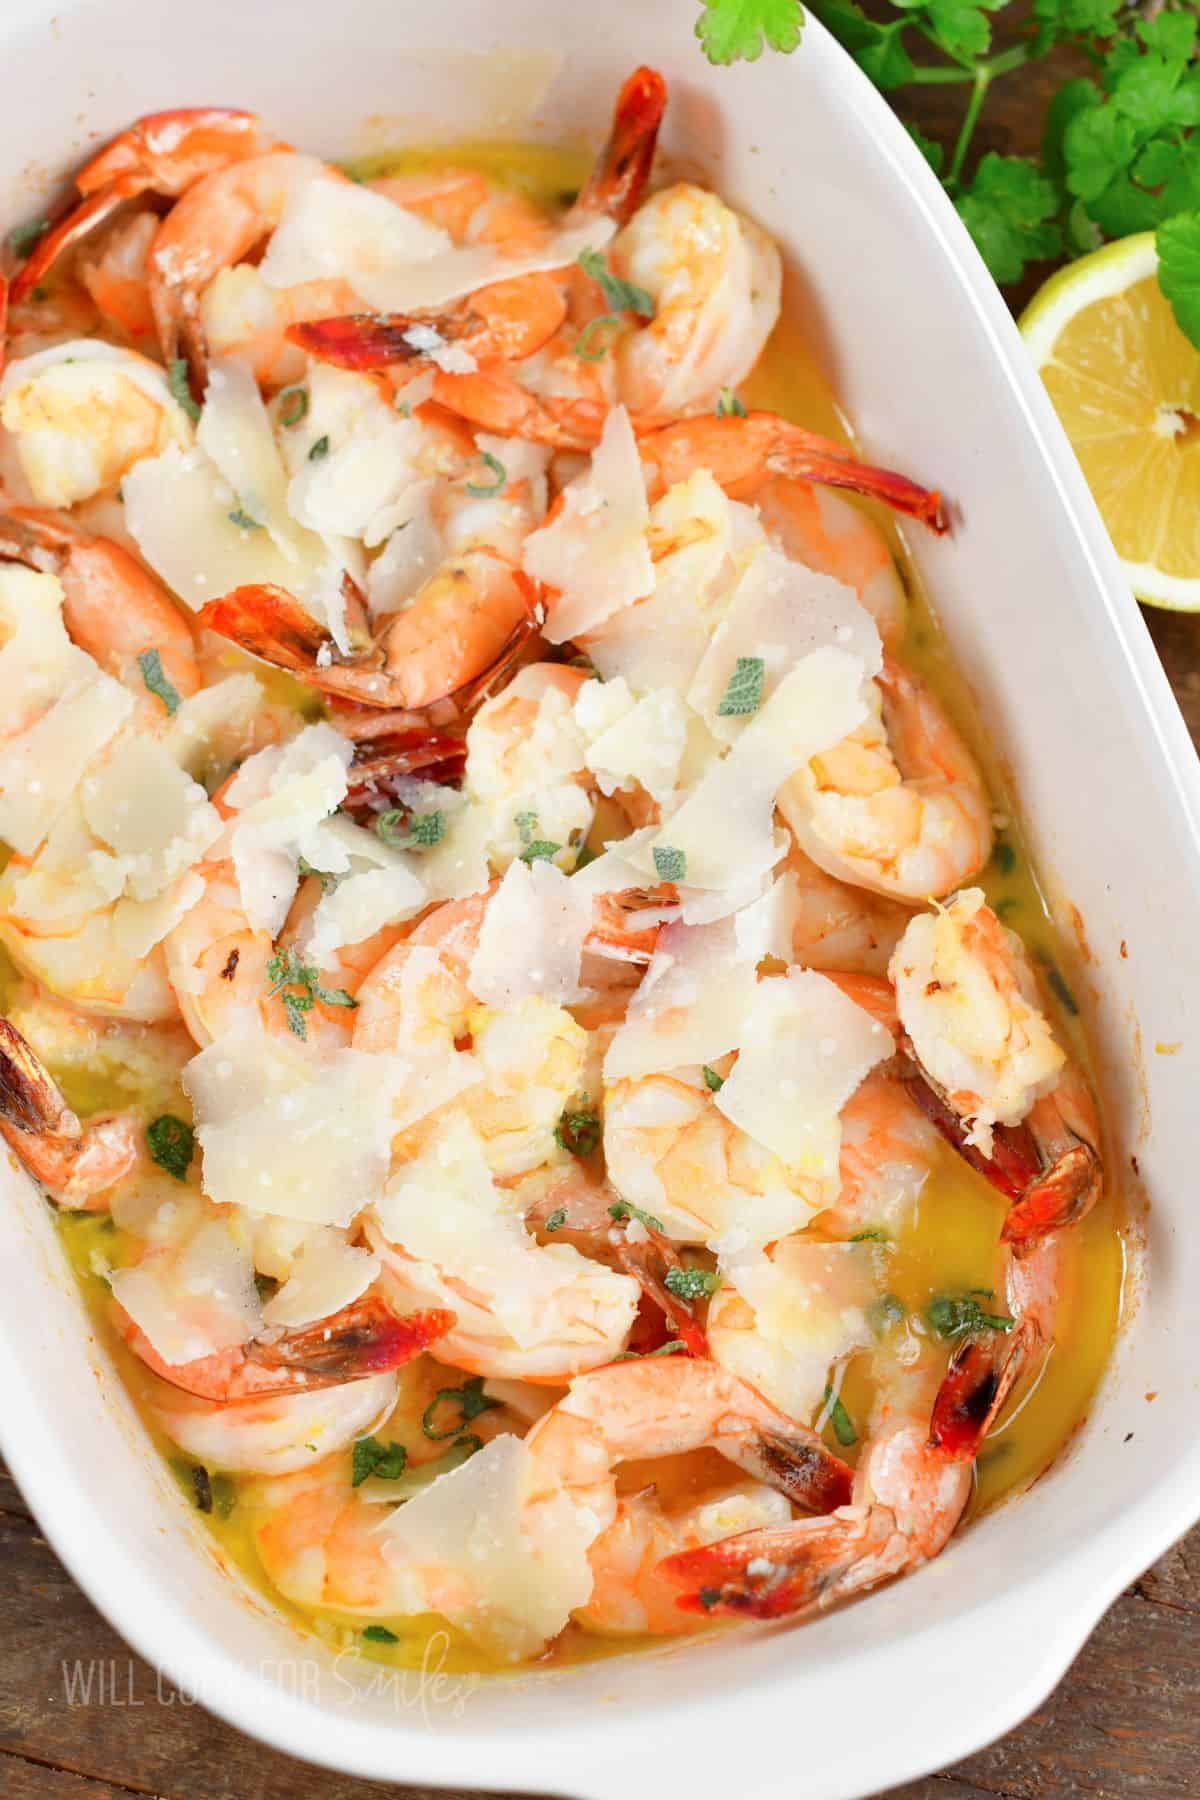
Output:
[
  {"xmin": 0, "ymin": 1017, "xmax": 78, "ymax": 1138},
  {"xmin": 342, "ymin": 726, "xmax": 468, "ymax": 823},
  {"xmin": 1000, "ymin": 1144, "xmax": 1101, "ymax": 1245},
  {"xmin": 663, "ymin": 1510, "xmax": 901, "ymax": 1619},
  {"xmin": 741, "ymin": 1430, "xmax": 853, "ymax": 1514},
  {"xmin": 287, "ymin": 314, "xmax": 442, "ymax": 371},
  {"xmin": 0, "ymin": 1017, "xmax": 137, "ymax": 1207},
  {"xmin": 764, "ymin": 431, "xmax": 947, "ymax": 534},
  {"xmin": 929, "ymin": 1318, "xmax": 1042, "ymax": 1460},
  {"xmin": 574, "ymin": 66, "xmax": 667, "ymax": 226},
  {"xmin": 614, "ymin": 1225, "xmax": 710, "ymax": 1359},
  {"xmin": 250, "ymin": 1297, "xmax": 455, "ymax": 1382},
  {"xmin": 199, "ymin": 583, "xmax": 339, "ymax": 673}
]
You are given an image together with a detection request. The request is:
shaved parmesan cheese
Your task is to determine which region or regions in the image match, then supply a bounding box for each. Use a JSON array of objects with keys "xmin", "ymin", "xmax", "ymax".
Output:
[
  {"xmin": 523, "ymin": 407, "xmax": 652, "ymax": 642},
  {"xmin": 468, "ymin": 859, "xmax": 593, "ymax": 1008},
  {"xmin": 184, "ymin": 1027, "xmax": 397, "ymax": 1227},
  {"xmin": 259, "ymin": 172, "xmax": 450, "ymax": 293},
  {"xmin": 376, "ymin": 1431, "xmax": 599, "ymax": 1661},
  {"xmin": 366, "ymin": 491, "xmax": 444, "ymax": 613},
  {"xmin": 260, "ymin": 1231, "xmax": 380, "ymax": 1327},
  {"xmin": 284, "ymin": 364, "xmax": 430, "ymax": 550},
  {"xmin": 714, "ymin": 970, "xmax": 891, "ymax": 1177},
  {"xmin": 163, "ymin": 674, "xmax": 265, "ymax": 784},
  {"xmin": 603, "ymin": 918, "xmax": 759, "ymax": 1082},
  {"xmin": 223, "ymin": 725, "xmax": 352, "ymax": 936},
  {"xmin": 640, "ymin": 647, "xmax": 870, "ymax": 893},
  {"xmin": 343, "ymin": 214, "xmax": 616, "ymax": 317},
  {"xmin": 0, "ymin": 340, "xmax": 193, "ymax": 507},
  {"xmin": 733, "ymin": 871, "xmax": 802, "ymax": 965},
  {"xmin": 79, "ymin": 736, "xmax": 220, "ymax": 901},
  {"xmin": 712, "ymin": 1239, "xmax": 878, "ymax": 1419},
  {"xmin": 464, "ymin": 666, "xmax": 593, "ymax": 871},
  {"xmin": 574, "ymin": 677, "xmax": 687, "ymax": 804},
  {"xmin": 0, "ymin": 672, "xmax": 133, "ymax": 856},
  {"xmin": 110, "ymin": 1214, "xmax": 262, "ymax": 1368},
  {"xmin": 688, "ymin": 545, "xmax": 881, "ymax": 744},
  {"xmin": 0, "ymin": 565, "xmax": 96, "ymax": 731},
  {"xmin": 306, "ymin": 864, "xmax": 427, "ymax": 963}
]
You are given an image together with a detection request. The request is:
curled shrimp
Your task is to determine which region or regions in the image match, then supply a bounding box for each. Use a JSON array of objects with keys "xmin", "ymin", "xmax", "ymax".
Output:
[
  {"xmin": 148, "ymin": 1368, "xmax": 403, "ymax": 1476},
  {"xmin": 0, "ymin": 504, "xmax": 199, "ymax": 701},
  {"xmin": 0, "ymin": 1014, "xmax": 136, "ymax": 1206},
  {"xmin": 115, "ymin": 1288, "xmax": 453, "ymax": 1402},
  {"xmin": 755, "ymin": 473, "xmax": 909, "ymax": 648},
  {"xmin": 781, "ymin": 842, "xmax": 914, "ymax": 977},
  {"xmin": 779, "ymin": 653, "xmax": 992, "ymax": 903},
  {"xmin": 8, "ymin": 108, "xmax": 278, "ymax": 305},
  {"xmin": 892, "ymin": 890, "xmax": 1103, "ymax": 1244}
]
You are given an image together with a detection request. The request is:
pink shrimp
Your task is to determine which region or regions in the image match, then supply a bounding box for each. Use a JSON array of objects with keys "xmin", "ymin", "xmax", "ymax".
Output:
[{"xmin": 0, "ymin": 1016, "xmax": 136, "ymax": 1207}]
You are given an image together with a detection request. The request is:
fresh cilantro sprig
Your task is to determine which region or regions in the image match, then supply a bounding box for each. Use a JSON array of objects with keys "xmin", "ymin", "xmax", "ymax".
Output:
[{"xmin": 695, "ymin": 0, "xmax": 1200, "ymax": 347}]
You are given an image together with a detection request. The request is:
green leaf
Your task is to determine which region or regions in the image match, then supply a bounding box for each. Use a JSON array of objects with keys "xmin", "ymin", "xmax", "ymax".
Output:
[
  {"xmin": 907, "ymin": 124, "xmax": 945, "ymax": 176},
  {"xmin": 664, "ymin": 1264, "xmax": 720, "ymax": 1300},
  {"xmin": 849, "ymin": 1227, "xmax": 888, "ymax": 1243},
  {"xmin": 308, "ymin": 434, "xmax": 330, "ymax": 461},
  {"xmin": 918, "ymin": 0, "xmax": 1006, "ymax": 66},
  {"xmin": 575, "ymin": 313, "xmax": 622, "ymax": 361},
  {"xmin": 352, "ymin": 1435, "xmax": 408, "ymax": 1486},
  {"xmin": 701, "ymin": 1064, "xmax": 725, "ymax": 1092},
  {"xmin": 407, "ymin": 809, "xmax": 446, "ymax": 848},
  {"xmin": 519, "ymin": 839, "xmax": 563, "ymax": 864},
  {"xmin": 555, "ymin": 1104, "xmax": 602, "ymax": 1158},
  {"xmin": 9, "ymin": 217, "xmax": 49, "ymax": 255},
  {"xmin": 822, "ymin": 1383, "xmax": 857, "ymax": 1448},
  {"xmin": 279, "ymin": 385, "xmax": 308, "ymax": 427},
  {"xmin": 422, "ymin": 1376, "xmax": 500, "ymax": 1441},
  {"xmin": 1158, "ymin": 211, "xmax": 1200, "ymax": 350},
  {"xmin": 811, "ymin": 1, "xmax": 913, "ymax": 90},
  {"xmin": 466, "ymin": 450, "xmax": 507, "ymax": 497},
  {"xmin": 956, "ymin": 154, "xmax": 1062, "ymax": 284},
  {"xmin": 136, "ymin": 647, "xmax": 181, "ymax": 717},
  {"xmin": 267, "ymin": 946, "xmax": 358, "ymax": 1039},
  {"xmin": 1042, "ymin": 77, "xmax": 1100, "ymax": 187},
  {"xmin": 227, "ymin": 507, "xmax": 262, "ymax": 531},
  {"xmin": 716, "ymin": 654, "xmax": 765, "ymax": 716},
  {"xmin": 362, "ymin": 1625, "xmax": 400, "ymax": 1644},
  {"xmin": 926, "ymin": 1293, "xmax": 1014, "ymax": 1338},
  {"xmin": 168, "ymin": 357, "xmax": 201, "ymax": 424},
  {"xmin": 653, "ymin": 845, "xmax": 687, "ymax": 882},
  {"xmin": 544, "ymin": 1206, "xmax": 567, "ymax": 1232},
  {"xmin": 577, "ymin": 248, "xmax": 655, "ymax": 317},
  {"xmin": 608, "ymin": 1198, "xmax": 665, "ymax": 1234},
  {"xmin": 716, "ymin": 386, "xmax": 747, "ymax": 417},
  {"xmin": 696, "ymin": 0, "xmax": 804, "ymax": 65},
  {"xmin": 146, "ymin": 1115, "xmax": 194, "ymax": 1182},
  {"xmin": 614, "ymin": 1339, "xmax": 687, "ymax": 1361},
  {"xmin": 1033, "ymin": 0, "xmax": 1120, "ymax": 53}
]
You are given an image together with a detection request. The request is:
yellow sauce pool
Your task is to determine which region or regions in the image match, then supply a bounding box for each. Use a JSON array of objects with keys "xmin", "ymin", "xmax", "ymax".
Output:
[{"xmin": 15, "ymin": 138, "xmax": 1127, "ymax": 1672}]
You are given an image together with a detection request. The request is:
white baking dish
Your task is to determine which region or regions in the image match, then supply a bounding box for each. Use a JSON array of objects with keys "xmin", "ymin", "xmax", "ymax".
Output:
[{"xmin": 1, "ymin": 2, "xmax": 1198, "ymax": 1795}]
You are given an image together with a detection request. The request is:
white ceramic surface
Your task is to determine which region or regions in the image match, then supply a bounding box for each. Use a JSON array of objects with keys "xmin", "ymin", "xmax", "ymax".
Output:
[{"xmin": 1, "ymin": 3, "xmax": 1198, "ymax": 1796}]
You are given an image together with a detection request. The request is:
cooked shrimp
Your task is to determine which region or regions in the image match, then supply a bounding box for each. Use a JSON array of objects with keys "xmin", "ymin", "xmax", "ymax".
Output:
[
  {"xmin": 115, "ymin": 1287, "xmax": 453, "ymax": 1402},
  {"xmin": 148, "ymin": 1367, "xmax": 402, "ymax": 1476},
  {"xmin": 577, "ymin": 1477, "xmax": 792, "ymax": 1636},
  {"xmin": 892, "ymin": 890, "xmax": 1102, "ymax": 1244},
  {"xmin": 462, "ymin": 663, "xmax": 595, "ymax": 871},
  {"xmin": 148, "ymin": 151, "xmax": 345, "ymax": 381},
  {"xmin": 8, "ymin": 108, "xmax": 277, "ymax": 305},
  {"xmin": 76, "ymin": 209, "xmax": 159, "ymax": 340},
  {"xmin": 779, "ymin": 654, "xmax": 992, "ymax": 902},
  {"xmin": 0, "ymin": 340, "xmax": 194, "ymax": 508},
  {"xmin": 833, "ymin": 1068, "xmax": 942, "ymax": 1235},
  {"xmin": 0, "ymin": 505, "xmax": 200, "ymax": 701},
  {"xmin": 782, "ymin": 842, "xmax": 914, "ymax": 976},
  {"xmin": 0, "ymin": 1014, "xmax": 136, "ymax": 1206},
  {"xmin": 198, "ymin": 436, "xmax": 546, "ymax": 710},
  {"xmin": 755, "ymin": 474, "xmax": 909, "ymax": 647}
]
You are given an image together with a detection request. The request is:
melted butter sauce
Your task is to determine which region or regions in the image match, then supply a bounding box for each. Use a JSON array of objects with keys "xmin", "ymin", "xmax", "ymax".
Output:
[{"xmin": 34, "ymin": 138, "xmax": 1125, "ymax": 1673}]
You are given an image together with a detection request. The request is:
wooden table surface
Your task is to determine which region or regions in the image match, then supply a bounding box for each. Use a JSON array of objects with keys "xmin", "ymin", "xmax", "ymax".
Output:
[{"xmin": 3, "ymin": 35, "xmax": 1200, "ymax": 1800}]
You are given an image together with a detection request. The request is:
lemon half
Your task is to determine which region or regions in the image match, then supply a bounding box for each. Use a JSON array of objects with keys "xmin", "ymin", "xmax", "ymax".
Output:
[{"xmin": 1021, "ymin": 232, "xmax": 1200, "ymax": 611}]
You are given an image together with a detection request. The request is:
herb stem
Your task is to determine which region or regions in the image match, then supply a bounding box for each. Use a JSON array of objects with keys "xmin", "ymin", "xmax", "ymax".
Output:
[{"xmin": 947, "ymin": 66, "xmax": 991, "ymax": 192}]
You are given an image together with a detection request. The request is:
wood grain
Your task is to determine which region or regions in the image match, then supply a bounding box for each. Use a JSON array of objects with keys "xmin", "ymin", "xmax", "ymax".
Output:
[{"xmin": 3, "ymin": 38, "xmax": 1200, "ymax": 1800}]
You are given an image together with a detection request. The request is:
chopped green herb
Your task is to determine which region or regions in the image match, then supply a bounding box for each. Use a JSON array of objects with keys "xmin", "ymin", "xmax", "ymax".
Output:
[
  {"xmin": 992, "ymin": 840, "xmax": 1016, "ymax": 875},
  {"xmin": 574, "ymin": 312, "xmax": 622, "ymax": 360},
  {"xmin": 422, "ymin": 1375, "xmax": 500, "ymax": 1442},
  {"xmin": 308, "ymin": 434, "xmax": 330, "ymax": 461},
  {"xmin": 254, "ymin": 1272, "xmax": 280, "ymax": 1303},
  {"xmin": 9, "ymin": 217, "xmax": 49, "ymax": 255},
  {"xmin": 716, "ymin": 386, "xmax": 747, "ymax": 417},
  {"xmin": 297, "ymin": 855, "xmax": 338, "ymax": 894},
  {"xmin": 614, "ymin": 1339, "xmax": 686, "ymax": 1362},
  {"xmin": 466, "ymin": 450, "xmax": 507, "ymax": 497},
  {"xmin": 376, "ymin": 808, "xmax": 447, "ymax": 851},
  {"xmin": 701, "ymin": 1065, "xmax": 725, "ymax": 1092},
  {"xmin": 994, "ymin": 897, "xmax": 1019, "ymax": 919},
  {"xmin": 696, "ymin": 0, "xmax": 803, "ymax": 66},
  {"xmin": 608, "ymin": 1198, "xmax": 664, "ymax": 1234},
  {"xmin": 1040, "ymin": 957, "xmax": 1079, "ymax": 1016},
  {"xmin": 544, "ymin": 1206, "xmax": 567, "ymax": 1233},
  {"xmin": 664, "ymin": 1265, "xmax": 720, "ymax": 1301},
  {"xmin": 653, "ymin": 845, "xmax": 687, "ymax": 883},
  {"xmin": 279, "ymin": 385, "xmax": 309, "ymax": 427},
  {"xmin": 716, "ymin": 655, "xmax": 765, "ymax": 717},
  {"xmin": 137, "ymin": 647, "xmax": 181, "ymax": 717},
  {"xmin": 395, "ymin": 399, "xmax": 413, "ymax": 418},
  {"xmin": 266, "ymin": 947, "xmax": 357, "ymax": 1041},
  {"xmin": 362, "ymin": 1625, "xmax": 400, "ymax": 1644},
  {"xmin": 926, "ymin": 1293, "xmax": 1015, "ymax": 1339},
  {"xmin": 822, "ymin": 1384, "xmax": 858, "ymax": 1448},
  {"xmin": 555, "ymin": 1104, "xmax": 602, "ymax": 1158},
  {"xmin": 167, "ymin": 358, "xmax": 201, "ymax": 424},
  {"xmin": 146, "ymin": 1114, "xmax": 194, "ymax": 1183},
  {"xmin": 869, "ymin": 1293, "xmax": 906, "ymax": 1335},
  {"xmin": 514, "ymin": 810, "xmax": 539, "ymax": 844},
  {"xmin": 227, "ymin": 507, "xmax": 262, "ymax": 531},
  {"xmin": 30, "ymin": 284, "xmax": 48, "ymax": 303},
  {"xmin": 849, "ymin": 1228, "xmax": 888, "ymax": 1243},
  {"xmin": 696, "ymin": 1585, "xmax": 723, "ymax": 1610},
  {"xmin": 352, "ymin": 1434, "xmax": 408, "ymax": 1487},
  {"xmin": 451, "ymin": 1432, "xmax": 485, "ymax": 1457},
  {"xmin": 573, "ymin": 842, "xmax": 599, "ymax": 872},
  {"xmin": 577, "ymin": 247, "xmax": 655, "ymax": 318},
  {"xmin": 519, "ymin": 839, "xmax": 562, "ymax": 865}
]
